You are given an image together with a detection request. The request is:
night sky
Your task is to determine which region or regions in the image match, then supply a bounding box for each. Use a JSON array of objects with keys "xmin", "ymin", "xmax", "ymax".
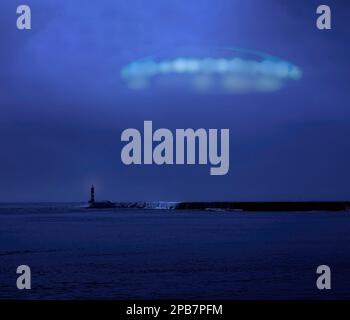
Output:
[{"xmin": 0, "ymin": 0, "xmax": 349, "ymax": 202}]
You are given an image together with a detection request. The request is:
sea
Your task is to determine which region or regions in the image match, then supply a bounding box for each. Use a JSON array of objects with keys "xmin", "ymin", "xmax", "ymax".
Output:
[{"xmin": 0, "ymin": 203, "xmax": 350, "ymax": 299}]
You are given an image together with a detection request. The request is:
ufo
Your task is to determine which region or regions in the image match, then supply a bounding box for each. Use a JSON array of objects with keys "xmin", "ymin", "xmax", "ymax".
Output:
[{"xmin": 120, "ymin": 47, "xmax": 302, "ymax": 94}]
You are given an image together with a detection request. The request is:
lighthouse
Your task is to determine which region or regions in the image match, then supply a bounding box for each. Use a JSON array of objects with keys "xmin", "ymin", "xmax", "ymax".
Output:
[
  {"xmin": 89, "ymin": 185, "xmax": 95, "ymax": 204},
  {"xmin": 87, "ymin": 184, "xmax": 116, "ymax": 208}
]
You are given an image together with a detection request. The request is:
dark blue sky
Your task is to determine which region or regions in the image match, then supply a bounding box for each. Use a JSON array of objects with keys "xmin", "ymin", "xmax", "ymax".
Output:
[{"xmin": 0, "ymin": 0, "xmax": 349, "ymax": 202}]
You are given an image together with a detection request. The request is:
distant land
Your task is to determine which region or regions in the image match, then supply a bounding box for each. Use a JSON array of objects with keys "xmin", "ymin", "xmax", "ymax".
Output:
[
  {"xmin": 87, "ymin": 185, "xmax": 350, "ymax": 211},
  {"xmin": 88, "ymin": 201, "xmax": 350, "ymax": 212}
]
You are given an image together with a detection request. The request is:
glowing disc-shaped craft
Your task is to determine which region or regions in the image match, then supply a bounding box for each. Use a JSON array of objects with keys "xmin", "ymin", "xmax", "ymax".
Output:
[{"xmin": 121, "ymin": 47, "xmax": 302, "ymax": 94}]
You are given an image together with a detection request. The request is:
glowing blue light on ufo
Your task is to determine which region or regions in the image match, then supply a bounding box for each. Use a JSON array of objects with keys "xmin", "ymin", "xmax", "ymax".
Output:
[{"xmin": 120, "ymin": 48, "xmax": 302, "ymax": 93}]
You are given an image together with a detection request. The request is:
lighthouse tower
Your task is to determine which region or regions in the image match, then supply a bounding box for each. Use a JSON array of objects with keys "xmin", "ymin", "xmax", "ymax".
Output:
[{"xmin": 89, "ymin": 185, "xmax": 95, "ymax": 204}]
